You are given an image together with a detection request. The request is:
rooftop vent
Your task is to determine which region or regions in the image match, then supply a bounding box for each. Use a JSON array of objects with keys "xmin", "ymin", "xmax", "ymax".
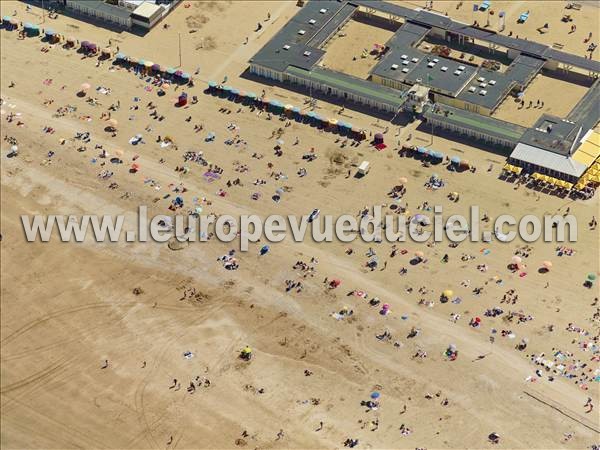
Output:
[
  {"xmin": 401, "ymin": 54, "xmax": 408, "ymax": 59},
  {"xmin": 433, "ymin": 58, "xmax": 439, "ymax": 63},
  {"xmin": 303, "ymin": 51, "xmax": 312, "ymax": 57},
  {"xmin": 309, "ymin": 19, "xmax": 316, "ymax": 24},
  {"xmin": 402, "ymin": 67, "xmax": 410, "ymax": 73},
  {"xmin": 479, "ymin": 89, "xmax": 487, "ymax": 95},
  {"xmin": 427, "ymin": 62, "xmax": 435, "ymax": 67},
  {"xmin": 479, "ymin": 82, "xmax": 487, "ymax": 88},
  {"xmin": 441, "ymin": 66, "xmax": 448, "ymax": 72},
  {"xmin": 453, "ymin": 70, "xmax": 461, "ymax": 75},
  {"xmin": 298, "ymin": 29, "xmax": 306, "ymax": 35},
  {"xmin": 468, "ymin": 86, "xmax": 477, "ymax": 92},
  {"xmin": 489, "ymin": 80, "xmax": 497, "ymax": 85},
  {"xmin": 477, "ymin": 76, "xmax": 485, "ymax": 82},
  {"xmin": 411, "ymin": 57, "xmax": 419, "ymax": 63},
  {"xmin": 458, "ymin": 65, "xmax": 466, "ymax": 71},
  {"xmin": 402, "ymin": 60, "xmax": 409, "ymax": 65},
  {"xmin": 391, "ymin": 64, "xmax": 399, "ymax": 70},
  {"xmin": 283, "ymin": 44, "xmax": 291, "ymax": 50},
  {"xmin": 319, "ymin": 8, "xmax": 327, "ymax": 13},
  {"xmin": 416, "ymin": 78, "xmax": 422, "ymax": 83}
]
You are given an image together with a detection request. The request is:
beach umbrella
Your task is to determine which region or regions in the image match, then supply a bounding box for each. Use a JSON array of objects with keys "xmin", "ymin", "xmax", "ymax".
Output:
[
  {"xmin": 511, "ymin": 255, "xmax": 522, "ymax": 264},
  {"xmin": 115, "ymin": 52, "xmax": 126, "ymax": 60},
  {"xmin": 443, "ymin": 289, "xmax": 453, "ymax": 298},
  {"xmin": 107, "ymin": 118, "xmax": 118, "ymax": 128},
  {"xmin": 374, "ymin": 132, "xmax": 384, "ymax": 140},
  {"xmin": 231, "ymin": 88, "xmax": 240, "ymax": 96},
  {"xmin": 137, "ymin": 59, "xmax": 146, "ymax": 66},
  {"xmin": 328, "ymin": 118, "xmax": 338, "ymax": 126},
  {"xmin": 330, "ymin": 279, "xmax": 341, "ymax": 288},
  {"xmin": 284, "ymin": 104, "xmax": 293, "ymax": 111},
  {"xmin": 276, "ymin": 139, "xmax": 284, "ymax": 146},
  {"xmin": 417, "ymin": 147, "xmax": 428, "ymax": 154},
  {"xmin": 114, "ymin": 149, "xmax": 124, "ymax": 157},
  {"xmin": 144, "ymin": 60, "xmax": 154, "ymax": 68},
  {"xmin": 431, "ymin": 151, "xmax": 444, "ymax": 159},
  {"xmin": 45, "ymin": 29, "xmax": 56, "ymax": 37},
  {"xmin": 587, "ymin": 273, "xmax": 597, "ymax": 281},
  {"xmin": 151, "ymin": 63, "xmax": 161, "ymax": 72},
  {"xmin": 24, "ymin": 22, "xmax": 33, "ymax": 29},
  {"xmin": 292, "ymin": 107, "xmax": 301, "ymax": 114},
  {"xmin": 370, "ymin": 391, "xmax": 380, "ymax": 399},
  {"xmin": 81, "ymin": 40, "xmax": 90, "ymax": 48},
  {"xmin": 460, "ymin": 160, "xmax": 470, "ymax": 168},
  {"xmin": 161, "ymin": 82, "xmax": 170, "ymax": 89},
  {"xmin": 238, "ymin": 91, "xmax": 246, "ymax": 97},
  {"xmin": 175, "ymin": 70, "xmax": 183, "ymax": 77},
  {"xmin": 399, "ymin": 176, "xmax": 408, "ymax": 183},
  {"xmin": 307, "ymin": 111, "xmax": 316, "ymax": 118},
  {"xmin": 131, "ymin": 163, "xmax": 140, "ymax": 172},
  {"xmin": 80, "ymin": 82, "xmax": 91, "ymax": 91},
  {"xmin": 181, "ymin": 73, "xmax": 190, "ymax": 80},
  {"xmin": 246, "ymin": 92, "xmax": 257, "ymax": 99},
  {"xmin": 414, "ymin": 250, "xmax": 424, "ymax": 258},
  {"xmin": 208, "ymin": 80, "xmax": 217, "ymax": 88},
  {"xmin": 166, "ymin": 67, "xmax": 176, "ymax": 75},
  {"xmin": 2, "ymin": 16, "xmax": 11, "ymax": 23},
  {"xmin": 542, "ymin": 261, "xmax": 552, "ymax": 269},
  {"xmin": 223, "ymin": 85, "xmax": 232, "ymax": 92}
]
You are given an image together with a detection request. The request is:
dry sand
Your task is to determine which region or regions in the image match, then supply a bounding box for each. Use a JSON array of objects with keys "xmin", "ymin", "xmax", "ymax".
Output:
[
  {"xmin": 1, "ymin": 1, "xmax": 599, "ymax": 449},
  {"xmin": 320, "ymin": 19, "xmax": 396, "ymax": 79}
]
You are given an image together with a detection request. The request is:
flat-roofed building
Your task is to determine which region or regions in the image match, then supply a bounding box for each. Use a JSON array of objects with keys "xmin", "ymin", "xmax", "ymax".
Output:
[{"xmin": 130, "ymin": 2, "xmax": 164, "ymax": 29}]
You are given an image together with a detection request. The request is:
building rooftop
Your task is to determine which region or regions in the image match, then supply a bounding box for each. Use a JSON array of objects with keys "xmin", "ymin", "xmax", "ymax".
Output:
[
  {"xmin": 131, "ymin": 2, "xmax": 163, "ymax": 19},
  {"xmin": 519, "ymin": 114, "xmax": 582, "ymax": 155},
  {"xmin": 505, "ymin": 53, "xmax": 545, "ymax": 86},
  {"xmin": 566, "ymin": 78, "xmax": 600, "ymax": 131},
  {"xmin": 249, "ymin": 1, "xmax": 354, "ymax": 73},
  {"xmin": 455, "ymin": 67, "xmax": 515, "ymax": 110},
  {"xmin": 286, "ymin": 65, "xmax": 408, "ymax": 110},
  {"xmin": 371, "ymin": 21, "xmax": 479, "ymax": 96},
  {"xmin": 67, "ymin": 0, "xmax": 133, "ymax": 21},
  {"xmin": 510, "ymin": 142, "xmax": 587, "ymax": 177},
  {"xmin": 424, "ymin": 104, "xmax": 527, "ymax": 144}
]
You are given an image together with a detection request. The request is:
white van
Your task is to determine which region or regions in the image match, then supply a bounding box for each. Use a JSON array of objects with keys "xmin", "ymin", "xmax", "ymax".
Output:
[{"xmin": 357, "ymin": 161, "xmax": 370, "ymax": 176}]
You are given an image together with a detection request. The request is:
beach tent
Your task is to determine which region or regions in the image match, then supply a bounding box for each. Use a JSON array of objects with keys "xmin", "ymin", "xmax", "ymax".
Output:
[{"xmin": 24, "ymin": 23, "xmax": 40, "ymax": 37}]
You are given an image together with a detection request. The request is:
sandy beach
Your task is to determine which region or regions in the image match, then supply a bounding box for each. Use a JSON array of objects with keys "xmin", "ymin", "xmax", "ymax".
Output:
[{"xmin": 1, "ymin": 1, "xmax": 599, "ymax": 449}]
